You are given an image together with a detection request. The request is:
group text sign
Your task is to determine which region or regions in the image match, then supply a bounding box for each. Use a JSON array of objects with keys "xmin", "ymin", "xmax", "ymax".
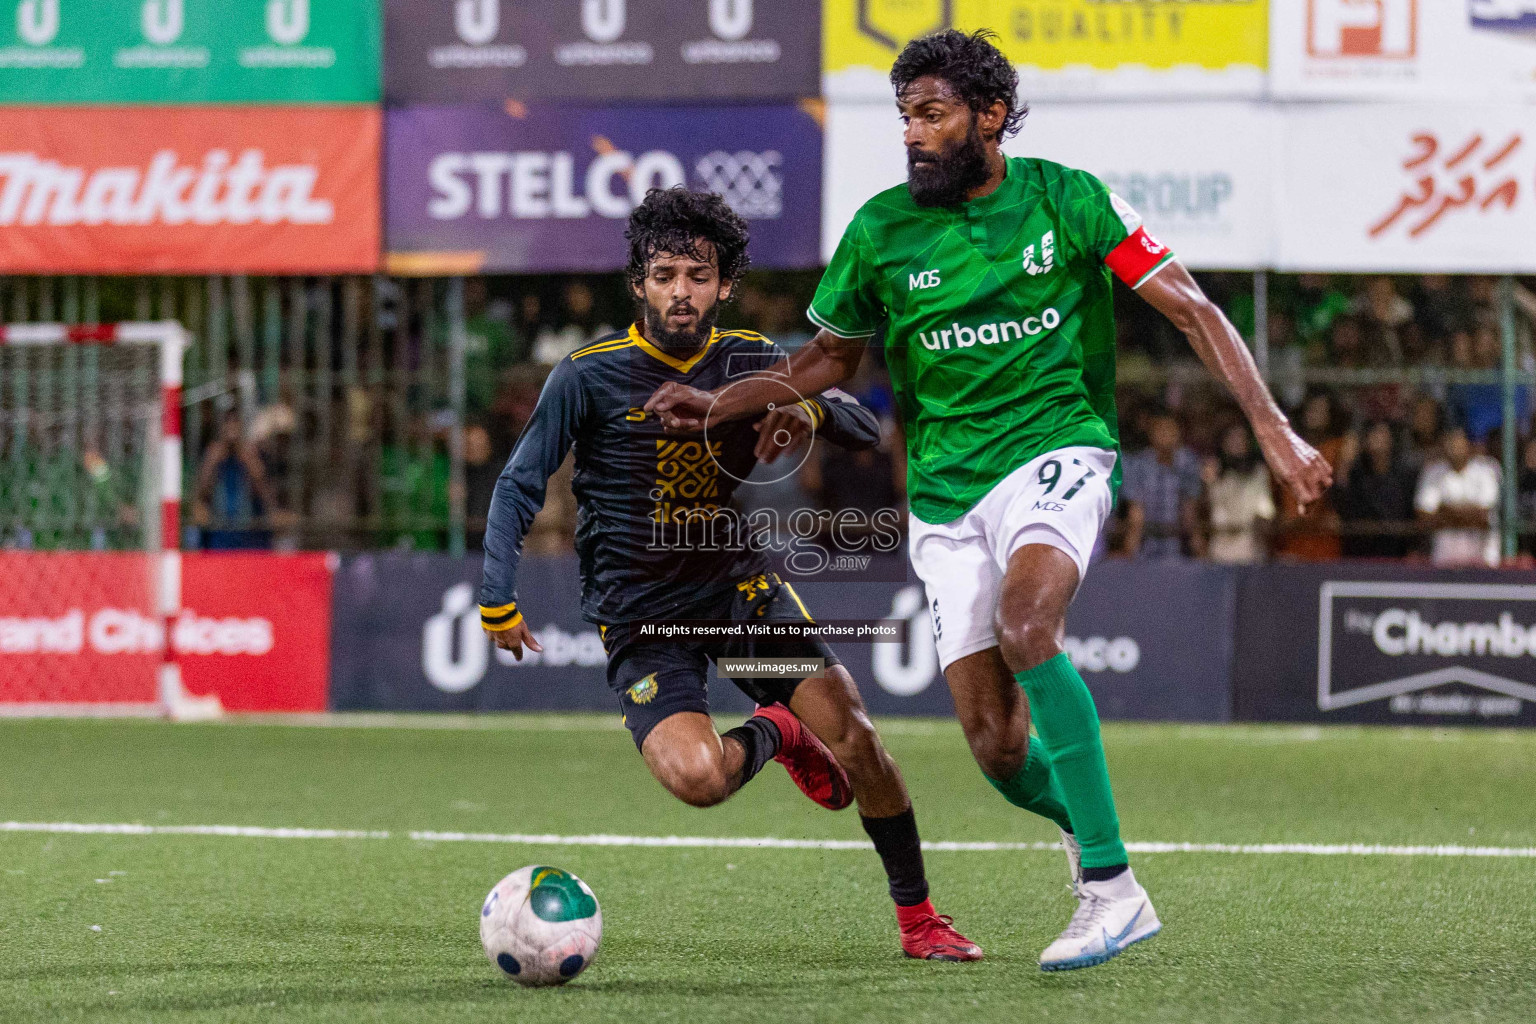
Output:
[
  {"xmin": 0, "ymin": 106, "xmax": 380, "ymax": 274},
  {"xmin": 0, "ymin": 551, "xmax": 332, "ymax": 713},
  {"xmin": 385, "ymin": 103, "xmax": 821, "ymax": 274},
  {"xmin": 1234, "ymin": 565, "xmax": 1536, "ymax": 727},
  {"xmin": 823, "ymin": 0, "xmax": 1267, "ymax": 100},
  {"xmin": 0, "ymin": 0, "xmax": 380, "ymax": 103},
  {"xmin": 1272, "ymin": 0, "xmax": 1536, "ymax": 101},
  {"xmin": 386, "ymin": 0, "xmax": 819, "ymax": 102},
  {"xmin": 824, "ymin": 101, "xmax": 1276, "ymax": 270},
  {"xmin": 1278, "ymin": 104, "xmax": 1536, "ymax": 273}
]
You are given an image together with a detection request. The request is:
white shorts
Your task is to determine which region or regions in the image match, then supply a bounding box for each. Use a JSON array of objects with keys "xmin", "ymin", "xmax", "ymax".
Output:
[{"xmin": 908, "ymin": 446, "xmax": 1117, "ymax": 672}]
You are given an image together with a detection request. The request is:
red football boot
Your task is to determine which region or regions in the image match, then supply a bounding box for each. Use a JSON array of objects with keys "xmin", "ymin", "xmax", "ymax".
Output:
[
  {"xmin": 897, "ymin": 899, "xmax": 984, "ymax": 962},
  {"xmin": 752, "ymin": 703, "xmax": 852, "ymax": 810}
]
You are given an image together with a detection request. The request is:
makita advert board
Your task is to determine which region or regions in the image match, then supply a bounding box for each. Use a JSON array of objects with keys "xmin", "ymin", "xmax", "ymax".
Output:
[
  {"xmin": 0, "ymin": 106, "xmax": 381, "ymax": 273},
  {"xmin": 329, "ymin": 553, "xmax": 1232, "ymax": 721},
  {"xmin": 1234, "ymin": 564, "xmax": 1536, "ymax": 726}
]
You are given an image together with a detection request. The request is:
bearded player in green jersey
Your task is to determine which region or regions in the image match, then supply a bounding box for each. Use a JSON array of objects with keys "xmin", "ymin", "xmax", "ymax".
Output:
[{"xmin": 647, "ymin": 30, "xmax": 1333, "ymax": 971}]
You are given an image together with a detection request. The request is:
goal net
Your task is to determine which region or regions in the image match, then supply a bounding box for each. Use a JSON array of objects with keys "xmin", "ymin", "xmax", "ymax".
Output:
[{"xmin": 0, "ymin": 323, "xmax": 217, "ymax": 718}]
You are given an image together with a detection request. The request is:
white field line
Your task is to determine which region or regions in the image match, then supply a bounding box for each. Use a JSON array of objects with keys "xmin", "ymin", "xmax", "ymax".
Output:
[{"xmin": 2, "ymin": 821, "xmax": 1534, "ymax": 859}]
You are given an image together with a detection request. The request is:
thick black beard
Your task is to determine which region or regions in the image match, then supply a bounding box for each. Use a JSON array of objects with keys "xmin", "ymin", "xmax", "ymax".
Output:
[
  {"xmin": 907, "ymin": 120, "xmax": 991, "ymax": 208},
  {"xmin": 643, "ymin": 302, "xmax": 720, "ymax": 357}
]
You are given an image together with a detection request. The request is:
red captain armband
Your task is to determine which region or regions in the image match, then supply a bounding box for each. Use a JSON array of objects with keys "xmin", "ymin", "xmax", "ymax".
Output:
[{"xmin": 1104, "ymin": 226, "xmax": 1174, "ymax": 289}]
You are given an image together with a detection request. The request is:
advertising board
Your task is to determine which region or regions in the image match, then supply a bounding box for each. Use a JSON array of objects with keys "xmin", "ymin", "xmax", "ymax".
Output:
[
  {"xmin": 0, "ymin": 0, "xmax": 379, "ymax": 103},
  {"xmin": 824, "ymin": 0, "xmax": 1267, "ymax": 100},
  {"xmin": 824, "ymin": 100, "xmax": 1276, "ymax": 270},
  {"xmin": 1234, "ymin": 564, "xmax": 1536, "ymax": 726},
  {"xmin": 386, "ymin": 102, "xmax": 820, "ymax": 274},
  {"xmin": 1271, "ymin": 0, "xmax": 1536, "ymax": 101},
  {"xmin": 0, "ymin": 551, "xmax": 332, "ymax": 713},
  {"xmin": 385, "ymin": 0, "xmax": 819, "ymax": 102},
  {"xmin": 0, "ymin": 106, "xmax": 381, "ymax": 274},
  {"xmin": 332, "ymin": 554, "xmax": 1232, "ymax": 722}
]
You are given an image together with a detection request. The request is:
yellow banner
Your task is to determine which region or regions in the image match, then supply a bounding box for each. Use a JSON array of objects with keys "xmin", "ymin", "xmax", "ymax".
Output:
[{"xmin": 825, "ymin": 0, "xmax": 1267, "ymax": 79}]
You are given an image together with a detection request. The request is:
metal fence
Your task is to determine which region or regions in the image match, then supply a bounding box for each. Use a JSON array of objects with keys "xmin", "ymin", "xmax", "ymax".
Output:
[{"xmin": 4, "ymin": 271, "xmax": 1535, "ymax": 559}]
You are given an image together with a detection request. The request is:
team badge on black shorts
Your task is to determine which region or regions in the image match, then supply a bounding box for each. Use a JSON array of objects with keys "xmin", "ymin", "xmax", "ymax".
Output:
[{"xmin": 626, "ymin": 673, "xmax": 659, "ymax": 705}]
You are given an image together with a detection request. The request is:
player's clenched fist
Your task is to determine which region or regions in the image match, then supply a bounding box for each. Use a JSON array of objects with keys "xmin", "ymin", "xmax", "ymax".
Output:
[
  {"xmin": 485, "ymin": 619, "xmax": 543, "ymax": 662},
  {"xmin": 644, "ymin": 381, "xmax": 714, "ymax": 432},
  {"xmin": 1256, "ymin": 420, "xmax": 1334, "ymax": 512},
  {"xmin": 752, "ymin": 402, "xmax": 813, "ymax": 463}
]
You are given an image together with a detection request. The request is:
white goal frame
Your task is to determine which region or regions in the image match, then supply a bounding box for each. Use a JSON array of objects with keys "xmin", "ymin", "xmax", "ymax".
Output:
[{"xmin": 0, "ymin": 322, "xmax": 220, "ymax": 720}]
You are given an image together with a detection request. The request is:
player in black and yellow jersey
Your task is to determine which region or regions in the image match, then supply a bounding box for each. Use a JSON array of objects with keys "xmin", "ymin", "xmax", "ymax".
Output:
[{"xmin": 478, "ymin": 187, "xmax": 980, "ymax": 960}]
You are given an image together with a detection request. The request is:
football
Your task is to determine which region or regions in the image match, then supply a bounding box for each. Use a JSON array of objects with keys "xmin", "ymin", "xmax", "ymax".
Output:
[{"xmin": 479, "ymin": 865, "xmax": 603, "ymax": 987}]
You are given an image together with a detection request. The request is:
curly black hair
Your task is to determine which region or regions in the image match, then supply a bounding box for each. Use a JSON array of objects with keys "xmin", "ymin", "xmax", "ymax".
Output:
[
  {"xmin": 890, "ymin": 29, "xmax": 1026, "ymax": 141},
  {"xmin": 625, "ymin": 186, "xmax": 751, "ymax": 292}
]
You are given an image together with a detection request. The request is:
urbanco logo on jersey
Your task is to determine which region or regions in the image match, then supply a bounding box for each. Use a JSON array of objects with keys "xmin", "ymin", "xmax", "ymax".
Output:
[{"xmin": 916, "ymin": 308, "xmax": 1061, "ymax": 351}]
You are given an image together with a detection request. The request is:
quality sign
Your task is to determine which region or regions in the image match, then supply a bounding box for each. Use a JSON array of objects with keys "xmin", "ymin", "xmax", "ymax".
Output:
[
  {"xmin": 1318, "ymin": 581, "xmax": 1536, "ymax": 723},
  {"xmin": 385, "ymin": 103, "xmax": 822, "ymax": 274}
]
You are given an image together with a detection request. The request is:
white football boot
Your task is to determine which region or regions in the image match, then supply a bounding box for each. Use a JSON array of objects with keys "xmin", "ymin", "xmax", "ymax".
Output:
[
  {"xmin": 1039, "ymin": 868, "xmax": 1161, "ymax": 972},
  {"xmin": 1059, "ymin": 829, "xmax": 1082, "ymax": 886}
]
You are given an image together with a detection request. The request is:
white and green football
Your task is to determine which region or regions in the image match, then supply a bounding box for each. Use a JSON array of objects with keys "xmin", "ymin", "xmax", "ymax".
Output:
[{"xmin": 479, "ymin": 865, "xmax": 602, "ymax": 987}]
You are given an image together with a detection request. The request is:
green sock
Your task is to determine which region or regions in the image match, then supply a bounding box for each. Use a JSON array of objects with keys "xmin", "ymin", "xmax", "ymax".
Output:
[
  {"xmin": 984, "ymin": 735, "xmax": 1073, "ymax": 833},
  {"xmin": 1015, "ymin": 653, "xmax": 1127, "ymax": 869}
]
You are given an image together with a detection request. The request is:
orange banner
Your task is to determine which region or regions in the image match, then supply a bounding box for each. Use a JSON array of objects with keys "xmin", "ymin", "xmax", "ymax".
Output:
[{"xmin": 0, "ymin": 107, "xmax": 380, "ymax": 274}]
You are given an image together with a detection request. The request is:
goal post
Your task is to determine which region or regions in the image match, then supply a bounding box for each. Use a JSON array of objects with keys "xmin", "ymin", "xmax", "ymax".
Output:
[{"xmin": 0, "ymin": 321, "xmax": 220, "ymax": 720}]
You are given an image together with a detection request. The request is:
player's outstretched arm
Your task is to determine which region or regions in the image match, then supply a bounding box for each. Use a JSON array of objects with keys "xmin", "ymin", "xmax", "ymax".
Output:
[
  {"xmin": 645, "ymin": 328, "xmax": 868, "ymax": 433},
  {"xmin": 1136, "ymin": 261, "xmax": 1333, "ymax": 510},
  {"xmin": 479, "ymin": 360, "xmax": 587, "ymax": 660}
]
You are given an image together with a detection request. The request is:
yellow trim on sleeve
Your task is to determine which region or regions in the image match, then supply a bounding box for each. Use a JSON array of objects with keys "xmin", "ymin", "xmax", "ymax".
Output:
[
  {"xmin": 796, "ymin": 399, "xmax": 823, "ymax": 429},
  {"xmin": 481, "ymin": 611, "xmax": 525, "ymax": 632}
]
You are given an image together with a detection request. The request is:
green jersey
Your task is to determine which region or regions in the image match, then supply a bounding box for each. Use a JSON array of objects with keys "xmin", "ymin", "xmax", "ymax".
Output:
[{"xmin": 809, "ymin": 157, "xmax": 1175, "ymax": 525}]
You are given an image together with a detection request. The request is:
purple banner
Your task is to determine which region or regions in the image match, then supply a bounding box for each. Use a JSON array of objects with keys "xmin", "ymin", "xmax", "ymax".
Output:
[
  {"xmin": 385, "ymin": 103, "xmax": 823, "ymax": 273},
  {"xmin": 384, "ymin": 0, "xmax": 820, "ymax": 103}
]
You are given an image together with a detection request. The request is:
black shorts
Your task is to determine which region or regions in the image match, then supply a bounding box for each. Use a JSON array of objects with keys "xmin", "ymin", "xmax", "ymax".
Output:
[{"xmin": 601, "ymin": 572, "xmax": 842, "ymax": 751}]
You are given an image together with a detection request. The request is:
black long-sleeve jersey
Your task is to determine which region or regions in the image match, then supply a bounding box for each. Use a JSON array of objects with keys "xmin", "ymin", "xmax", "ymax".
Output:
[{"xmin": 478, "ymin": 325, "xmax": 881, "ymax": 627}]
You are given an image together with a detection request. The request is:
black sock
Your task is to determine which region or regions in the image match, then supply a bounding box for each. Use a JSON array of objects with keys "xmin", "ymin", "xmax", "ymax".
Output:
[
  {"xmin": 860, "ymin": 807, "xmax": 930, "ymax": 907},
  {"xmin": 722, "ymin": 717, "xmax": 782, "ymax": 787},
  {"xmin": 1082, "ymin": 864, "xmax": 1128, "ymax": 883}
]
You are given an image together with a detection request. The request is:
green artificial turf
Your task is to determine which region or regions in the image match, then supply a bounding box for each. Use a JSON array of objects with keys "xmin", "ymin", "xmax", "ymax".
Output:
[{"xmin": 2, "ymin": 716, "xmax": 1533, "ymax": 1023}]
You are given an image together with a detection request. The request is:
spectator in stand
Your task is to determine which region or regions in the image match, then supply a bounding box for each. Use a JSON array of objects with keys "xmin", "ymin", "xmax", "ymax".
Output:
[
  {"xmin": 1353, "ymin": 276, "xmax": 1410, "ymax": 365},
  {"xmin": 461, "ymin": 278, "xmax": 520, "ymax": 420},
  {"xmin": 1327, "ymin": 315, "xmax": 1367, "ymax": 367},
  {"xmin": 1518, "ymin": 435, "xmax": 1536, "ymax": 557},
  {"xmin": 194, "ymin": 408, "xmax": 280, "ymax": 550},
  {"xmin": 465, "ymin": 420, "xmax": 499, "ymax": 551},
  {"xmin": 1415, "ymin": 424, "xmax": 1501, "ymax": 567},
  {"xmin": 1446, "ymin": 323, "xmax": 1530, "ymax": 445},
  {"xmin": 1334, "ymin": 420, "xmax": 1418, "ymax": 559},
  {"xmin": 1293, "ymin": 273, "xmax": 1352, "ymax": 360},
  {"xmin": 1120, "ymin": 408, "xmax": 1204, "ymax": 559},
  {"xmin": 1273, "ymin": 391, "xmax": 1344, "ymax": 561},
  {"xmin": 1412, "ymin": 275, "xmax": 1472, "ymax": 350},
  {"xmin": 1202, "ymin": 422, "xmax": 1274, "ymax": 564},
  {"xmin": 530, "ymin": 281, "xmax": 615, "ymax": 365},
  {"xmin": 1404, "ymin": 393, "xmax": 1444, "ymax": 474}
]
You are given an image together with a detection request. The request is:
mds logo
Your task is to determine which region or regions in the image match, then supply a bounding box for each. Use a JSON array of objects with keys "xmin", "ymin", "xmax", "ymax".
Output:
[{"xmin": 1307, "ymin": 0, "xmax": 1417, "ymax": 58}]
